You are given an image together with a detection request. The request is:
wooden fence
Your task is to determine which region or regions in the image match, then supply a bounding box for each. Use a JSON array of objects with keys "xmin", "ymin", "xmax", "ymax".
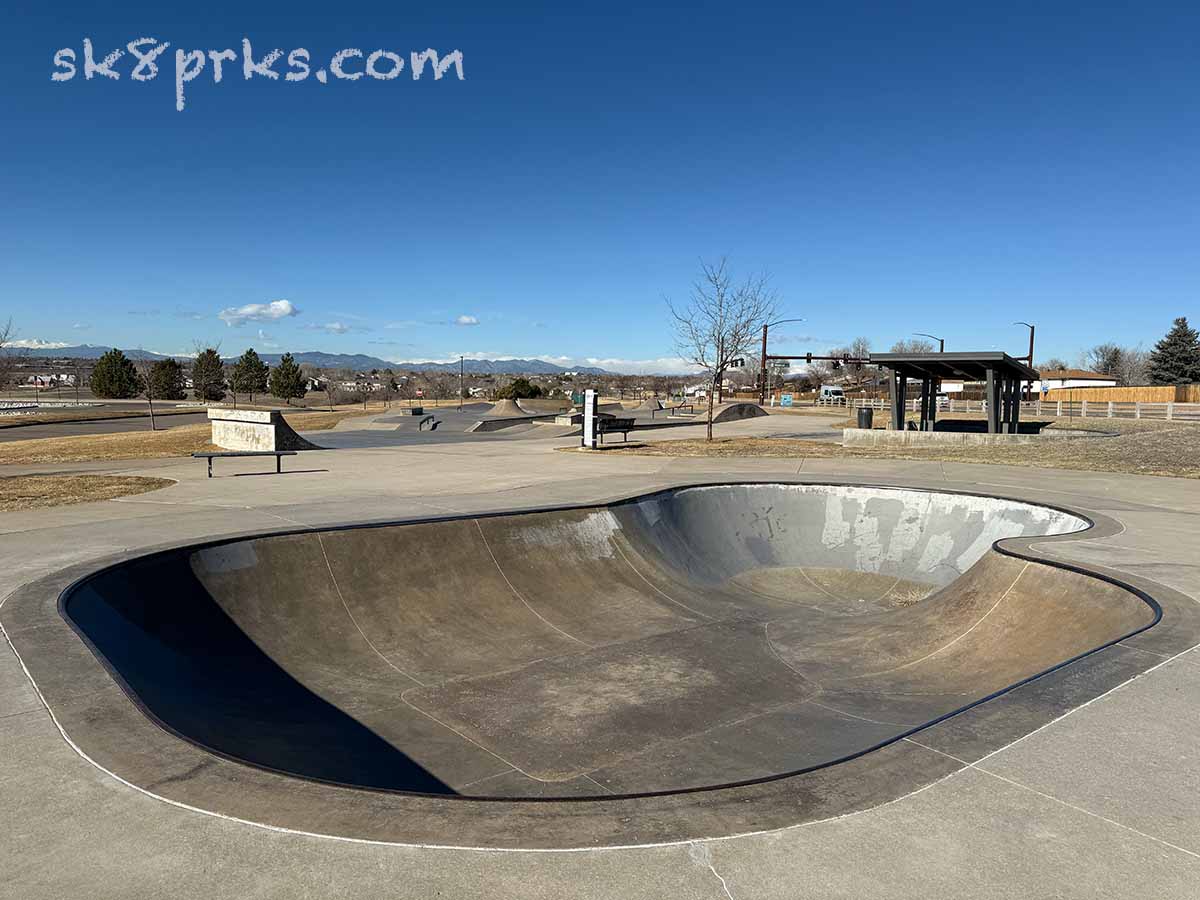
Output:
[
  {"xmin": 1040, "ymin": 384, "xmax": 1200, "ymax": 403},
  {"xmin": 848, "ymin": 397, "xmax": 1200, "ymax": 422}
]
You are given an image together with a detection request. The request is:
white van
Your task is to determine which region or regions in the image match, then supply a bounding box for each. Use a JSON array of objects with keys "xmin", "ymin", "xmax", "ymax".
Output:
[{"xmin": 818, "ymin": 385, "xmax": 846, "ymax": 404}]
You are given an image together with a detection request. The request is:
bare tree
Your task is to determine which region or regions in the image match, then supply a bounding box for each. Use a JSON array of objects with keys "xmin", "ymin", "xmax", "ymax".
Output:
[
  {"xmin": 135, "ymin": 352, "xmax": 157, "ymax": 431},
  {"xmin": 890, "ymin": 337, "xmax": 935, "ymax": 354},
  {"xmin": 668, "ymin": 259, "xmax": 777, "ymax": 440},
  {"xmin": 0, "ymin": 318, "xmax": 16, "ymax": 396},
  {"xmin": 1085, "ymin": 343, "xmax": 1149, "ymax": 386}
]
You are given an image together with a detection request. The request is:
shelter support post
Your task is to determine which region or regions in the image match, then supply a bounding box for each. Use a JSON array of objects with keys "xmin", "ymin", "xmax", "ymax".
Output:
[{"xmin": 985, "ymin": 368, "xmax": 999, "ymax": 434}]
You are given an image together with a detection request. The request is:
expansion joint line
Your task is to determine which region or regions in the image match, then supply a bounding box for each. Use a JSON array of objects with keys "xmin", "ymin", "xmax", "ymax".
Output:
[
  {"xmin": 315, "ymin": 532, "xmax": 426, "ymax": 687},
  {"xmin": 846, "ymin": 561, "xmax": 1032, "ymax": 680},
  {"xmin": 904, "ymin": 738, "xmax": 1200, "ymax": 861},
  {"xmin": 609, "ymin": 537, "xmax": 713, "ymax": 620},
  {"xmin": 473, "ymin": 519, "xmax": 591, "ymax": 647}
]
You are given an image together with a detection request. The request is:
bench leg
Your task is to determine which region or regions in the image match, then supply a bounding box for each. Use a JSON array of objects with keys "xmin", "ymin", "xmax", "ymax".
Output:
[
  {"xmin": 277, "ymin": 455, "xmax": 282, "ymax": 474},
  {"xmin": 207, "ymin": 458, "xmax": 213, "ymax": 478}
]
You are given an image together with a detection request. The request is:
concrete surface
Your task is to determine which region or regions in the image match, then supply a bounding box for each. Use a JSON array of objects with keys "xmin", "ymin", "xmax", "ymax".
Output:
[
  {"xmin": 208, "ymin": 408, "xmax": 323, "ymax": 452},
  {"xmin": 843, "ymin": 427, "xmax": 1111, "ymax": 447},
  {"xmin": 1, "ymin": 412, "xmax": 1199, "ymax": 896}
]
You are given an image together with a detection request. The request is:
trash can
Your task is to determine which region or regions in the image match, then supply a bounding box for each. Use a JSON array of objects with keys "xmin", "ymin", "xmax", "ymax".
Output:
[{"xmin": 857, "ymin": 407, "xmax": 874, "ymax": 429}]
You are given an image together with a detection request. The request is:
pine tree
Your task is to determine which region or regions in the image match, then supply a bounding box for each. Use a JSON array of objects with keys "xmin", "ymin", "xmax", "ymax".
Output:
[
  {"xmin": 89, "ymin": 349, "xmax": 142, "ymax": 399},
  {"xmin": 191, "ymin": 348, "xmax": 227, "ymax": 401},
  {"xmin": 147, "ymin": 358, "xmax": 187, "ymax": 400},
  {"xmin": 230, "ymin": 348, "xmax": 270, "ymax": 404},
  {"xmin": 1146, "ymin": 317, "xmax": 1200, "ymax": 385},
  {"xmin": 268, "ymin": 352, "xmax": 307, "ymax": 405}
]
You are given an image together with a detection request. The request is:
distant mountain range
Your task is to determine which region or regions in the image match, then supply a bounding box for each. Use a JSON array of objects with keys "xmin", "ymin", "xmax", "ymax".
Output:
[{"xmin": 14, "ymin": 345, "xmax": 617, "ymax": 376}]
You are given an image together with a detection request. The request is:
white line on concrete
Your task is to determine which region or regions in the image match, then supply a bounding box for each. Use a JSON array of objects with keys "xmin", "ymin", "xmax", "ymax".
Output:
[
  {"xmin": 905, "ymin": 738, "xmax": 1200, "ymax": 860},
  {"xmin": 473, "ymin": 518, "xmax": 592, "ymax": 647},
  {"xmin": 316, "ymin": 533, "xmax": 427, "ymax": 688},
  {"xmin": 846, "ymin": 562, "xmax": 1030, "ymax": 680}
]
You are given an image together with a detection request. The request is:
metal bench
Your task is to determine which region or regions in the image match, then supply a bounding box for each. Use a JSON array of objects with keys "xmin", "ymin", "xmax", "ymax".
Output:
[
  {"xmin": 596, "ymin": 417, "xmax": 635, "ymax": 444},
  {"xmin": 192, "ymin": 450, "xmax": 298, "ymax": 478}
]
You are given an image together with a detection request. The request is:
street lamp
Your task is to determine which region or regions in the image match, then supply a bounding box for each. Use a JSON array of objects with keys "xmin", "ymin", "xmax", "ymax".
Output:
[
  {"xmin": 1013, "ymin": 322, "xmax": 1035, "ymax": 365},
  {"xmin": 914, "ymin": 332, "xmax": 945, "ymax": 352},
  {"xmin": 458, "ymin": 355, "xmax": 464, "ymax": 411},
  {"xmin": 759, "ymin": 317, "xmax": 805, "ymax": 404},
  {"xmin": 1014, "ymin": 321, "xmax": 1036, "ymax": 402}
]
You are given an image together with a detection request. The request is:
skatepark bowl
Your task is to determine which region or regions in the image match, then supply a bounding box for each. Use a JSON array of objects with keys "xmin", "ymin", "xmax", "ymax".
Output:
[{"xmin": 53, "ymin": 483, "xmax": 1160, "ymax": 845}]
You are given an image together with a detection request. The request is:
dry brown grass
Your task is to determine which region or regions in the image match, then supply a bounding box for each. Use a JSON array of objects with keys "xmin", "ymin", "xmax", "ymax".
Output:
[
  {"xmin": 0, "ymin": 406, "xmax": 202, "ymax": 429},
  {"xmin": 588, "ymin": 419, "xmax": 1200, "ymax": 479},
  {"xmin": 0, "ymin": 424, "xmax": 218, "ymax": 465},
  {"xmin": 0, "ymin": 474, "xmax": 174, "ymax": 511},
  {"xmin": 282, "ymin": 409, "xmax": 372, "ymax": 431},
  {"xmin": 0, "ymin": 408, "xmax": 373, "ymax": 466}
]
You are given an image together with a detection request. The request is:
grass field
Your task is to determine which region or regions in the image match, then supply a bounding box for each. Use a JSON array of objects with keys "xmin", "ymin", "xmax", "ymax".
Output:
[
  {"xmin": 0, "ymin": 406, "xmax": 203, "ymax": 429},
  {"xmin": 588, "ymin": 417, "xmax": 1200, "ymax": 479},
  {"xmin": 0, "ymin": 475, "xmax": 174, "ymax": 511}
]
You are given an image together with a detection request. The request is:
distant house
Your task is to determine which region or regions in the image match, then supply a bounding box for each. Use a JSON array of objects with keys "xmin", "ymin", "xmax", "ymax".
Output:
[
  {"xmin": 1030, "ymin": 369, "xmax": 1117, "ymax": 392},
  {"xmin": 26, "ymin": 373, "xmax": 75, "ymax": 388}
]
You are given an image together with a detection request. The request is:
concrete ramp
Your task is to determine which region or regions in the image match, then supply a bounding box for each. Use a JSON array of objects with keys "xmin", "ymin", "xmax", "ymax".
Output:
[
  {"xmin": 635, "ymin": 398, "xmax": 664, "ymax": 412},
  {"xmin": 710, "ymin": 401, "xmax": 768, "ymax": 423},
  {"xmin": 516, "ymin": 398, "xmax": 572, "ymax": 415},
  {"xmin": 61, "ymin": 483, "xmax": 1156, "ymax": 805},
  {"xmin": 486, "ymin": 399, "xmax": 529, "ymax": 417},
  {"xmin": 207, "ymin": 408, "xmax": 323, "ymax": 451}
]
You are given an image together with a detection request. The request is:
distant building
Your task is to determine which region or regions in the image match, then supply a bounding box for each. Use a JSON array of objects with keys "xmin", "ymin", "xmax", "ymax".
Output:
[{"xmin": 1030, "ymin": 369, "xmax": 1117, "ymax": 392}]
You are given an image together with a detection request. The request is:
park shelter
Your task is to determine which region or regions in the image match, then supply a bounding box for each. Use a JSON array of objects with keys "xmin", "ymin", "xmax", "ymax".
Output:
[{"xmin": 870, "ymin": 352, "xmax": 1039, "ymax": 434}]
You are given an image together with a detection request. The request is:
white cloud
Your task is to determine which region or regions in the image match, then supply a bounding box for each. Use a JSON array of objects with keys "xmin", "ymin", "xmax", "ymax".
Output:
[
  {"xmin": 9, "ymin": 338, "xmax": 72, "ymax": 350},
  {"xmin": 71, "ymin": 322, "xmax": 91, "ymax": 330},
  {"xmin": 581, "ymin": 356, "xmax": 701, "ymax": 374},
  {"xmin": 455, "ymin": 315, "xmax": 479, "ymax": 326},
  {"xmin": 380, "ymin": 351, "xmax": 700, "ymax": 374},
  {"xmin": 218, "ymin": 299, "xmax": 298, "ymax": 327},
  {"xmin": 255, "ymin": 329, "xmax": 280, "ymax": 349},
  {"xmin": 303, "ymin": 321, "xmax": 351, "ymax": 335}
]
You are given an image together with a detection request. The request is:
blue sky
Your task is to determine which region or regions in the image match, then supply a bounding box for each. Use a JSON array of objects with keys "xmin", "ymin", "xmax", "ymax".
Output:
[{"xmin": 2, "ymin": 1, "xmax": 1197, "ymax": 372}]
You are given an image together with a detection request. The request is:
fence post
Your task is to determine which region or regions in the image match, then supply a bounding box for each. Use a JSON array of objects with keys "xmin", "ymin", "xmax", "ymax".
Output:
[
  {"xmin": 1081, "ymin": 400, "xmax": 1088, "ymax": 418},
  {"xmin": 1167, "ymin": 402, "xmax": 1174, "ymax": 421},
  {"xmin": 1135, "ymin": 402, "xmax": 1141, "ymax": 420},
  {"xmin": 1107, "ymin": 401, "xmax": 1113, "ymax": 418},
  {"xmin": 1056, "ymin": 399, "xmax": 1062, "ymax": 416}
]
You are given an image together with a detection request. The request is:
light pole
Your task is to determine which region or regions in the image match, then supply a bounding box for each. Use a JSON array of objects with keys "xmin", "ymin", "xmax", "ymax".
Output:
[
  {"xmin": 759, "ymin": 318, "xmax": 805, "ymax": 405},
  {"xmin": 914, "ymin": 332, "xmax": 945, "ymax": 352},
  {"xmin": 1013, "ymin": 322, "xmax": 1035, "ymax": 365},
  {"xmin": 1014, "ymin": 321, "xmax": 1036, "ymax": 401},
  {"xmin": 458, "ymin": 355, "xmax": 464, "ymax": 411}
]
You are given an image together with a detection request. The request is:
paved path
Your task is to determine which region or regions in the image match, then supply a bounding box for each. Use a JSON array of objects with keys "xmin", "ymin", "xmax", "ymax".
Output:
[{"xmin": 1, "ymin": 418, "xmax": 1198, "ymax": 898}]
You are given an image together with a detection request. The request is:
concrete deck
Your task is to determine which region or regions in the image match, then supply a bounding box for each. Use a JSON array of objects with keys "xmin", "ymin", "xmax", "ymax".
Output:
[{"xmin": 2, "ymin": 415, "xmax": 1199, "ymax": 897}]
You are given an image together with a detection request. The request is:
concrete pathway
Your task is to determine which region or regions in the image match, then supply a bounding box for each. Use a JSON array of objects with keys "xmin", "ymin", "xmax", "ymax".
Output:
[{"xmin": 1, "ymin": 416, "xmax": 1198, "ymax": 898}]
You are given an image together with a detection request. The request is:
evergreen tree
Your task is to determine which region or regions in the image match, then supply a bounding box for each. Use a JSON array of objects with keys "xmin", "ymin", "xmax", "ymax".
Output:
[
  {"xmin": 1146, "ymin": 317, "xmax": 1200, "ymax": 385},
  {"xmin": 230, "ymin": 348, "xmax": 270, "ymax": 404},
  {"xmin": 495, "ymin": 377, "xmax": 544, "ymax": 399},
  {"xmin": 147, "ymin": 358, "xmax": 187, "ymax": 400},
  {"xmin": 268, "ymin": 352, "xmax": 307, "ymax": 405},
  {"xmin": 191, "ymin": 348, "xmax": 227, "ymax": 401},
  {"xmin": 89, "ymin": 349, "xmax": 141, "ymax": 399}
]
